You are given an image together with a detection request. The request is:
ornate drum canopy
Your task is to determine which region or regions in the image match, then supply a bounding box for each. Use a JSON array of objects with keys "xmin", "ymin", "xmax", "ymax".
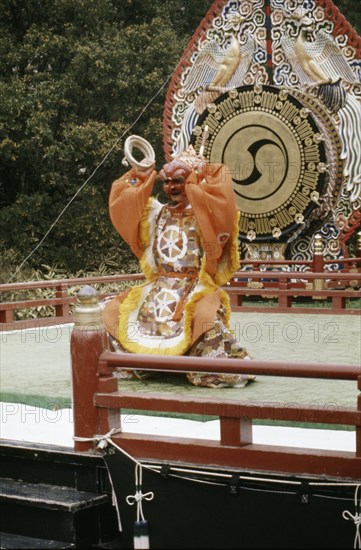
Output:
[{"xmin": 163, "ymin": 0, "xmax": 361, "ymax": 260}]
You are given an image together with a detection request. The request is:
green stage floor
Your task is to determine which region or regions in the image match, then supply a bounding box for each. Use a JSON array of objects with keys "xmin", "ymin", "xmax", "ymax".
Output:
[{"xmin": 1, "ymin": 312, "xmax": 360, "ymax": 428}]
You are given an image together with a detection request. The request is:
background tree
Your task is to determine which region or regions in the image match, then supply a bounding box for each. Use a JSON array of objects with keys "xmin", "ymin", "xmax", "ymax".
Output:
[
  {"xmin": 0, "ymin": 0, "xmax": 359, "ymax": 280},
  {"xmin": 0, "ymin": 0, "xmax": 206, "ymax": 276}
]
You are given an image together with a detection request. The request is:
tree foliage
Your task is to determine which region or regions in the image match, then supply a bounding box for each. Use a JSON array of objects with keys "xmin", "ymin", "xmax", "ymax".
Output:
[
  {"xmin": 0, "ymin": 0, "xmax": 359, "ymax": 280},
  {"xmin": 0, "ymin": 0, "xmax": 211, "ymax": 277}
]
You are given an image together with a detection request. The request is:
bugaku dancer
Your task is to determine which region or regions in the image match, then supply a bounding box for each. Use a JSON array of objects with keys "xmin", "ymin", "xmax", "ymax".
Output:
[{"xmin": 103, "ymin": 135, "xmax": 254, "ymax": 388}]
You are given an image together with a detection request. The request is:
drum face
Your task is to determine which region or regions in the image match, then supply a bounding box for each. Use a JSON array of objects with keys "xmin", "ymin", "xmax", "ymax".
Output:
[{"xmin": 191, "ymin": 85, "xmax": 341, "ymax": 243}]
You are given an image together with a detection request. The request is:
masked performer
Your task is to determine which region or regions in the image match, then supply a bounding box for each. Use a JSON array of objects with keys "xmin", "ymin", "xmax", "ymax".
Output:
[{"xmin": 103, "ymin": 144, "xmax": 254, "ymax": 388}]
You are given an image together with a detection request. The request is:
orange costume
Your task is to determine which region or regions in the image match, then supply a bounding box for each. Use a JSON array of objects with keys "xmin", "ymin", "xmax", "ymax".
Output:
[{"xmin": 103, "ymin": 151, "xmax": 253, "ymax": 387}]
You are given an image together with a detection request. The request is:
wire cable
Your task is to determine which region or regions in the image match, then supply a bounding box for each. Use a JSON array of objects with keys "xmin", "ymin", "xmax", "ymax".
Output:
[{"xmin": 7, "ymin": 47, "xmax": 183, "ymax": 283}]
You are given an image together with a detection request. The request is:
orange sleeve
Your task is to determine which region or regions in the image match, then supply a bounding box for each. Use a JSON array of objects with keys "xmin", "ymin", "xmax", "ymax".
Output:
[
  {"xmin": 109, "ymin": 169, "xmax": 157, "ymax": 258},
  {"xmin": 185, "ymin": 164, "xmax": 238, "ymax": 276}
]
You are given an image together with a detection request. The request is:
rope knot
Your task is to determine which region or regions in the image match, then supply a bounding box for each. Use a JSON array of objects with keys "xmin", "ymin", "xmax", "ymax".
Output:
[
  {"xmin": 343, "ymin": 510, "xmax": 361, "ymax": 525},
  {"xmin": 342, "ymin": 485, "xmax": 361, "ymax": 549},
  {"xmin": 126, "ymin": 490, "xmax": 154, "ymax": 506},
  {"xmin": 73, "ymin": 427, "xmax": 122, "ymax": 447}
]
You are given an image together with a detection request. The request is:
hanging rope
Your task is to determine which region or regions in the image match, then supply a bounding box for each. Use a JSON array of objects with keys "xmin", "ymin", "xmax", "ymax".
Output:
[
  {"xmin": 343, "ymin": 484, "xmax": 361, "ymax": 549},
  {"xmin": 126, "ymin": 462, "xmax": 154, "ymax": 550},
  {"xmin": 74, "ymin": 429, "xmax": 155, "ymax": 549},
  {"xmin": 74, "ymin": 430, "xmax": 361, "ymax": 549},
  {"xmin": 73, "ymin": 427, "xmax": 123, "ymax": 446},
  {"xmin": 126, "ymin": 463, "xmax": 154, "ymax": 520},
  {"xmin": 73, "ymin": 429, "xmax": 125, "ymax": 531}
]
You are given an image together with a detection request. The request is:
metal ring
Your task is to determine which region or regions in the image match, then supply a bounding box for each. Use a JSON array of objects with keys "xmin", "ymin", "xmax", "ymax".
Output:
[{"xmin": 122, "ymin": 135, "xmax": 155, "ymax": 170}]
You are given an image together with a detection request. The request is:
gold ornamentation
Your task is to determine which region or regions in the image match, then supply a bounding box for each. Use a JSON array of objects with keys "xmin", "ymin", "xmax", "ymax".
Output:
[
  {"xmin": 175, "ymin": 145, "xmax": 204, "ymax": 169},
  {"xmin": 300, "ymin": 108, "xmax": 310, "ymax": 117},
  {"xmin": 73, "ymin": 286, "xmax": 103, "ymax": 330},
  {"xmin": 247, "ymin": 230, "xmax": 256, "ymax": 241},
  {"xmin": 245, "ymin": 243, "xmax": 287, "ymax": 261},
  {"xmin": 310, "ymin": 191, "xmax": 320, "ymax": 204},
  {"xmin": 313, "ymin": 234, "xmax": 323, "ymax": 255},
  {"xmin": 247, "ymin": 281, "xmax": 263, "ymax": 289},
  {"xmin": 272, "ymin": 227, "xmax": 282, "ymax": 239},
  {"xmin": 192, "ymin": 126, "xmax": 202, "ymax": 137},
  {"xmin": 313, "ymin": 133, "xmax": 324, "ymax": 143},
  {"xmin": 317, "ymin": 163, "xmax": 327, "ymax": 173},
  {"xmin": 191, "ymin": 85, "xmax": 328, "ymax": 243}
]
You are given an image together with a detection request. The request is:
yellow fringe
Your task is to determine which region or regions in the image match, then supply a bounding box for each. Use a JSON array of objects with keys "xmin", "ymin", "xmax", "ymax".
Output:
[
  {"xmin": 117, "ymin": 202, "xmax": 238, "ymax": 354},
  {"xmin": 139, "ymin": 198, "xmax": 157, "ymax": 281},
  {"xmin": 117, "ymin": 283, "xmax": 229, "ymax": 355},
  {"xmin": 219, "ymin": 288, "xmax": 231, "ymax": 327},
  {"xmin": 198, "ymin": 254, "xmax": 217, "ymax": 288},
  {"xmin": 117, "ymin": 285, "xmax": 144, "ymax": 352},
  {"xmin": 117, "ymin": 282, "xmax": 190, "ymax": 355}
]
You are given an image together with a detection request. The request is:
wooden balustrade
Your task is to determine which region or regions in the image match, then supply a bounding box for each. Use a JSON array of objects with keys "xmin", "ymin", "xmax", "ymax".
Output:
[
  {"xmin": 70, "ymin": 288, "xmax": 361, "ymax": 480},
  {"xmin": 1, "ymin": 261, "xmax": 360, "ymax": 329},
  {"xmin": 226, "ymin": 270, "xmax": 361, "ymax": 314},
  {"xmin": 0, "ymin": 273, "xmax": 145, "ymax": 328},
  {"xmin": 73, "ymin": 343, "xmax": 361, "ymax": 479}
]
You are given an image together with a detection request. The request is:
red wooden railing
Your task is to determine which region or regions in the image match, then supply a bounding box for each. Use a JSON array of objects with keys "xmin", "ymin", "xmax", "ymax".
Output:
[
  {"xmin": 1, "ymin": 251, "xmax": 360, "ymax": 478},
  {"xmin": 0, "ymin": 273, "xmax": 145, "ymax": 328},
  {"xmin": 70, "ymin": 289, "xmax": 361, "ymax": 480},
  {"xmin": 1, "ymin": 251, "xmax": 361, "ymax": 329},
  {"xmin": 227, "ymin": 269, "xmax": 361, "ymax": 314}
]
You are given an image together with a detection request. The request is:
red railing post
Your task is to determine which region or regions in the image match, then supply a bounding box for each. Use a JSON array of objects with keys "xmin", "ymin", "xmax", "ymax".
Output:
[
  {"xmin": 55, "ymin": 283, "xmax": 70, "ymax": 319},
  {"xmin": 71, "ymin": 285, "xmax": 108, "ymax": 452},
  {"xmin": 278, "ymin": 274, "xmax": 291, "ymax": 308},
  {"xmin": 357, "ymin": 231, "xmax": 361, "ymax": 273},
  {"xmin": 220, "ymin": 417, "xmax": 253, "ymax": 446},
  {"xmin": 0, "ymin": 307, "xmax": 13, "ymax": 324}
]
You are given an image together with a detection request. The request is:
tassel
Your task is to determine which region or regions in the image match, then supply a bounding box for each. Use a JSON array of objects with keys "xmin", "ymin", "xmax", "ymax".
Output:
[
  {"xmin": 134, "ymin": 520, "xmax": 150, "ymax": 549},
  {"xmin": 126, "ymin": 463, "xmax": 154, "ymax": 549}
]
